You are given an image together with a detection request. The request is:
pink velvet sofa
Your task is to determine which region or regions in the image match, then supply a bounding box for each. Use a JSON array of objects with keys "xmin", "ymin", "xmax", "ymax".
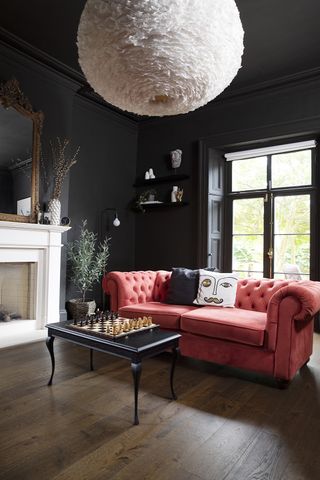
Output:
[{"xmin": 102, "ymin": 270, "xmax": 320, "ymax": 385}]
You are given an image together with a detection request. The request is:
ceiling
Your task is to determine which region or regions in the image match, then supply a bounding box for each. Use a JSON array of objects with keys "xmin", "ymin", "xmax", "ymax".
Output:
[{"xmin": 1, "ymin": 0, "xmax": 320, "ymax": 96}]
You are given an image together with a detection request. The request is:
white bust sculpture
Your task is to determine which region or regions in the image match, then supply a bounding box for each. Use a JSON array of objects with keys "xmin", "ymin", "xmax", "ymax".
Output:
[{"xmin": 170, "ymin": 149, "xmax": 182, "ymax": 169}]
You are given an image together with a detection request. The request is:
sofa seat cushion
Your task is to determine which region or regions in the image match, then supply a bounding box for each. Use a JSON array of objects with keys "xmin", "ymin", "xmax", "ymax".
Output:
[
  {"xmin": 180, "ymin": 307, "xmax": 267, "ymax": 347},
  {"xmin": 119, "ymin": 302, "xmax": 198, "ymax": 330}
]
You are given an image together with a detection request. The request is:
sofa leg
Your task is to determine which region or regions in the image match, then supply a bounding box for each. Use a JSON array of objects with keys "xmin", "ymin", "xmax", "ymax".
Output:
[{"xmin": 276, "ymin": 378, "xmax": 290, "ymax": 389}]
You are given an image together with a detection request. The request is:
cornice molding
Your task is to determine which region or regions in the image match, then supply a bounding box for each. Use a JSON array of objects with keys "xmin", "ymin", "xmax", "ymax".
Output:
[
  {"xmin": 0, "ymin": 27, "xmax": 84, "ymax": 85},
  {"xmin": 140, "ymin": 67, "xmax": 320, "ymax": 126},
  {"xmin": 76, "ymin": 84, "xmax": 140, "ymax": 123},
  {"xmin": 0, "ymin": 27, "xmax": 139, "ymax": 123},
  {"xmin": 199, "ymin": 112, "xmax": 320, "ymax": 150},
  {"xmin": 74, "ymin": 91, "xmax": 138, "ymax": 132},
  {"xmin": 221, "ymin": 66, "xmax": 320, "ymax": 102},
  {"xmin": 1, "ymin": 26, "xmax": 320, "ymax": 126}
]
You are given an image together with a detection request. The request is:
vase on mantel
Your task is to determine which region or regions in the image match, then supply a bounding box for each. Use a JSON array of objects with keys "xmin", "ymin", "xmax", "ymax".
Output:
[{"xmin": 48, "ymin": 198, "xmax": 61, "ymax": 225}]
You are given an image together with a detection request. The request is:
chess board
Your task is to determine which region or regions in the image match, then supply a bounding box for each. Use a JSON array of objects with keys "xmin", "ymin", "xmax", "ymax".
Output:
[{"xmin": 67, "ymin": 315, "xmax": 159, "ymax": 339}]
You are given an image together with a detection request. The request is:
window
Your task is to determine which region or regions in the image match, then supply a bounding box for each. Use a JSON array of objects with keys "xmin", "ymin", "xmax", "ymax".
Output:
[{"xmin": 225, "ymin": 141, "xmax": 315, "ymax": 279}]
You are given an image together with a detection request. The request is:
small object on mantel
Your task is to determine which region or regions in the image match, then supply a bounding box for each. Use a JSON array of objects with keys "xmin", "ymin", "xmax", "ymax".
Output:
[
  {"xmin": 61, "ymin": 216, "xmax": 71, "ymax": 226},
  {"xmin": 145, "ymin": 171, "xmax": 150, "ymax": 180}
]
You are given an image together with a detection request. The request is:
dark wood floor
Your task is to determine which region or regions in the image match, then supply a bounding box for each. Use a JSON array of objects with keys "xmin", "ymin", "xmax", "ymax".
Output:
[{"xmin": 1, "ymin": 335, "xmax": 320, "ymax": 480}]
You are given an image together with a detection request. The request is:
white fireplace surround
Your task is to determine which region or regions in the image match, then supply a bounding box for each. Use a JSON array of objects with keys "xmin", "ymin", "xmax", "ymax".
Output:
[{"xmin": 0, "ymin": 221, "xmax": 70, "ymax": 329}]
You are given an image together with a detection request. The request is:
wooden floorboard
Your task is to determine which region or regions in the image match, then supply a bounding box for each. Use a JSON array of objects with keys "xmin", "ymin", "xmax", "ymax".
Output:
[{"xmin": 0, "ymin": 335, "xmax": 320, "ymax": 480}]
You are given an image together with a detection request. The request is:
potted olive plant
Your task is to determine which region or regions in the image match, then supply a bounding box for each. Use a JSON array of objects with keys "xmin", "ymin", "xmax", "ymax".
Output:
[{"xmin": 67, "ymin": 220, "xmax": 110, "ymax": 319}]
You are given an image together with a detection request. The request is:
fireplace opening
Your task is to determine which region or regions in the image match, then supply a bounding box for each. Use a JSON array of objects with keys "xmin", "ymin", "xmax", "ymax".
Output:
[{"xmin": 0, "ymin": 262, "xmax": 36, "ymax": 322}]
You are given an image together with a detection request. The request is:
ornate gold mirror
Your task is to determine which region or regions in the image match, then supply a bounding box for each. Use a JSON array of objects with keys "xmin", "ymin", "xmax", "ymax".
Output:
[{"xmin": 0, "ymin": 78, "xmax": 43, "ymax": 223}]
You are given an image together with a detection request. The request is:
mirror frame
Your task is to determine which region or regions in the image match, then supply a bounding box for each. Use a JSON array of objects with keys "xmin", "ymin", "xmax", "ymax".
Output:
[{"xmin": 0, "ymin": 78, "xmax": 43, "ymax": 223}]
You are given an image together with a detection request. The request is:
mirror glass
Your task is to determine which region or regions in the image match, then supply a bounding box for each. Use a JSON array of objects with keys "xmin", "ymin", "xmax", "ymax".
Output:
[
  {"xmin": 0, "ymin": 106, "xmax": 33, "ymax": 216},
  {"xmin": 0, "ymin": 79, "xmax": 43, "ymax": 223}
]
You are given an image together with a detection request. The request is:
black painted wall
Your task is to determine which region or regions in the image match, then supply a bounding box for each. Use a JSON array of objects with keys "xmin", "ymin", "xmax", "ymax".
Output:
[
  {"xmin": 2, "ymin": 24, "xmax": 320, "ymax": 318},
  {"xmin": 67, "ymin": 95, "xmax": 137, "ymax": 305},
  {"xmin": 0, "ymin": 39, "xmax": 138, "ymax": 317},
  {"xmin": 136, "ymin": 75, "xmax": 320, "ymax": 271}
]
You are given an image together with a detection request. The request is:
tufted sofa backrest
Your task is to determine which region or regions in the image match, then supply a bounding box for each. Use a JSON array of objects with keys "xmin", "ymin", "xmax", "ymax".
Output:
[
  {"xmin": 235, "ymin": 278, "xmax": 294, "ymax": 312},
  {"xmin": 153, "ymin": 271, "xmax": 171, "ymax": 301},
  {"xmin": 103, "ymin": 271, "xmax": 157, "ymax": 309},
  {"xmin": 103, "ymin": 270, "xmax": 172, "ymax": 310}
]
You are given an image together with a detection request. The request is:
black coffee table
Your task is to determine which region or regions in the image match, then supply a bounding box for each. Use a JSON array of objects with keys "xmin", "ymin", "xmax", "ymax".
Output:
[{"xmin": 45, "ymin": 321, "xmax": 181, "ymax": 425}]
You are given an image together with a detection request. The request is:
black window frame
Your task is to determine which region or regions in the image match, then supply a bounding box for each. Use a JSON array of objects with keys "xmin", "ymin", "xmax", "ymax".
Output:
[{"xmin": 224, "ymin": 147, "xmax": 317, "ymax": 279}]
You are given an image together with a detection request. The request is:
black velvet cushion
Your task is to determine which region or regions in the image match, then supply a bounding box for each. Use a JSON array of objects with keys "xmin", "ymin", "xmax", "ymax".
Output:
[{"xmin": 165, "ymin": 267, "xmax": 200, "ymax": 305}]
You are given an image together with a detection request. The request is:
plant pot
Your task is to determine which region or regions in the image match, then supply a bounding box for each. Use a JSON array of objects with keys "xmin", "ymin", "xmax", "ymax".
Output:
[{"xmin": 67, "ymin": 298, "xmax": 96, "ymax": 320}]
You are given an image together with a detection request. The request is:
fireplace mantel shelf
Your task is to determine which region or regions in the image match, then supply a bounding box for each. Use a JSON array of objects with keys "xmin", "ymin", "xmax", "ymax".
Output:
[{"xmin": 0, "ymin": 220, "xmax": 70, "ymax": 233}]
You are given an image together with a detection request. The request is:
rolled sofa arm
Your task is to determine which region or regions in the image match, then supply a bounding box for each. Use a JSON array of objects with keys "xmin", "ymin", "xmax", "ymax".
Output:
[
  {"xmin": 268, "ymin": 281, "xmax": 320, "ymax": 322},
  {"xmin": 266, "ymin": 280, "xmax": 320, "ymax": 354},
  {"xmin": 102, "ymin": 271, "xmax": 158, "ymax": 311},
  {"xmin": 266, "ymin": 281, "xmax": 320, "ymax": 380}
]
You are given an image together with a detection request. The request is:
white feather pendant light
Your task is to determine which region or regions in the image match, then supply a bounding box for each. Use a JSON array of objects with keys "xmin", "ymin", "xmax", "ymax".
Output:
[{"xmin": 77, "ymin": 0, "xmax": 244, "ymax": 117}]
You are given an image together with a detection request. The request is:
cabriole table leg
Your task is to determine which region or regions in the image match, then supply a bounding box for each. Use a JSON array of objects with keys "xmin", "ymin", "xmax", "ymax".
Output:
[
  {"xmin": 170, "ymin": 346, "xmax": 179, "ymax": 400},
  {"xmin": 131, "ymin": 362, "xmax": 142, "ymax": 425},
  {"xmin": 46, "ymin": 336, "xmax": 55, "ymax": 386}
]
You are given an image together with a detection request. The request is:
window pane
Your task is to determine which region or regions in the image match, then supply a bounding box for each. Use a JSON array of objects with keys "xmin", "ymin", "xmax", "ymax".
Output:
[
  {"xmin": 233, "ymin": 198, "xmax": 264, "ymax": 234},
  {"xmin": 274, "ymin": 273, "xmax": 310, "ymax": 280},
  {"xmin": 274, "ymin": 195, "xmax": 310, "ymax": 234},
  {"xmin": 274, "ymin": 234, "xmax": 310, "ymax": 276},
  {"xmin": 234, "ymin": 271, "xmax": 264, "ymax": 279},
  {"xmin": 232, "ymin": 234, "xmax": 264, "ymax": 276},
  {"xmin": 232, "ymin": 156, "xmax": 267, "ymax": 192},
  {"xmin": 271, "ymin": 150, "xmax": 312, "ymax": 188}
]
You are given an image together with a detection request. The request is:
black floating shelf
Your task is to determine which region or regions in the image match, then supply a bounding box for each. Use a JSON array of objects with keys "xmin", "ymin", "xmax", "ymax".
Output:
[
  {"xmin": 141, "ymin": 201, "xmax": 189, "ymax": 210},
  {"xmin": 133, "ymin": 173, "xmax": 189, "ymax": 187}
]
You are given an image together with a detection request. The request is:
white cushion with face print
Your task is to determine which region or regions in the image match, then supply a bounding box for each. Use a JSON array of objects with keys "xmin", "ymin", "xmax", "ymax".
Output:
[{"xmin": 194, "ymin": 270, "xmax": 238, "ymax": 307}]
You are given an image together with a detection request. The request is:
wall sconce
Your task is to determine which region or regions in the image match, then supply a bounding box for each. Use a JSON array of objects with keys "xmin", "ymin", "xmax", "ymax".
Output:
[
  {"xmin": 99, "ymin": 207, "xmax": 121, "ymax": 311},
  {"xmin": 99, "ymin": 208, "xmax": 121, "ymax": 242},
  {"xmin": 113, "ymin": 211, "xmax": 120, "ymax": 227}
]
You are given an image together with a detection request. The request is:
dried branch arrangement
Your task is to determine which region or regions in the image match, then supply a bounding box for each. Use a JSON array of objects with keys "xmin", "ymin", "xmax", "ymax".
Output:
[{"xmin": 50, "ymin": 137, "xmax": 80, "ymax": 199}]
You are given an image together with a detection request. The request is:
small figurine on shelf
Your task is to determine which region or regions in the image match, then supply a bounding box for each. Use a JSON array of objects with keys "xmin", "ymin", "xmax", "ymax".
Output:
[
  {"xmin": 171, "ymin": 186, "xmax": 178, "ymax": 202},
  {"xmin": 171, "ymin": 186, "xmax": 184, "ymax": 202},
  {"xmin": 149, "ymin": 168, "xmax": 155, "ymax": 179},
  {"xmin": 176, "ymin": 188, "xmax": 184, "ymax": 202},
  {"xmin": 145, "ymin": 170, "xmax": 150, "ymax": 180}
]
